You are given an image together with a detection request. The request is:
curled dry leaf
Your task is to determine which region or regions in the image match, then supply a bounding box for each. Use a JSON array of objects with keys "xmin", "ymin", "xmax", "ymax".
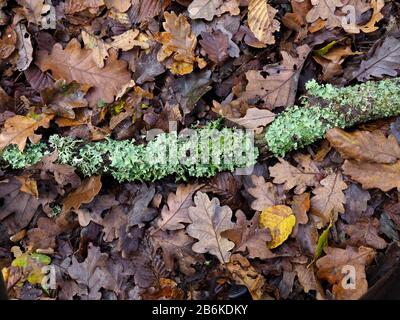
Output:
[
  {"xmin": 247, "ymin": 0, "xmax": 280, "ymax": 45},
  {"xmin": 227, "ymin": 254, "xmax": 266, "ymax": 300},
  {"xmin": 306, "ymin": 0, "xmax": 344, "ymax": 30},
  {"xmin": 0, "ymin": 113, "xmax": 54, "ymax": 151},
  {"xmin": 62, "ymin": 176, "xmax": 102, "ymax": 213},
  {"xmin": 156, "ymin": 12, "xmax": 205, "ymax": 75},
  {"xmin": 15, "ymin": 23, "xmax": 33, "ymax": 71},
  {"xmin": 16, "ymin": 176, "xmax": 38, "ymax": 198},
  {"xmin": 343, "ymin": 0, "xmax": 384, "ymax": 34},
  {"xmin": 327, "ymin": 128, "xmax": 400, "ymax": 164},
  {"xmin": 187, "ymin": 191, "xmax": 235, "ymax": 264},
  {"xmin": 316, "ymin": 246, "xmax": 376, "ymax": 300}
]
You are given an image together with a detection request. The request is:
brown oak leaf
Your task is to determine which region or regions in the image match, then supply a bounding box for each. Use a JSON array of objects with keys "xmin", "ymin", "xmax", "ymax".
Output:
[
  {"xmin": 0, "ymin": 113, "xmax": 54, "ymax": 151},
  {"xmin": 155, "ymin": 12, "xmax": 205, "ymax": 75},
  {"xmin": 156, "ymin": 183, "xmax": 203, "ymax": 231},
  {"xmin": 187, "ymin": 191, "xmax": 235, "ymax": 264},
  {"xmin": 222, "ymin": 210, "xmax": 274, "ymax": 260},
  {"xmin": 238, "ymin": 45, "xmax": 311, "ymax": 109},
  {"xmin": 247, "ymin": 175, "xmax": 279, "ymax": 211},
  {"xmin": 343, "ymin": 218, "xmax": 387, "ymax": 250},
  {"xmin": 342, "ymin": 160, "xmax": 400, "ymax": 192},
  {"xmin": 316, "ymin": 246, "xmax": 376, "ymax": 300},
  {"xmin": 36, "ymin": 39, "xmax": 131, "ymax": 106},
  {"xmin": 200, "ymin": 31, "xmax": 229, "ymax": 64},
  {"xmin": 311, "ymin": 172, "xmax": 347, "ymax": 228},
  {"xmin": 327, "ymin": 128, "xmax": 400, "ymax": 164},
  {"xmin": 62, "ymin": 176, "xmax": 102, "ymax": 213},
  {"xmin": 269, "ymin": 154, "xmax": 321, "ymax": 194}
]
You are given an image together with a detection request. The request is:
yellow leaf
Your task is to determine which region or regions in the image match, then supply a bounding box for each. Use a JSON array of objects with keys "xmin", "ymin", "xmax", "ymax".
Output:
[{"xmin": 259, "ymin": 205, "xmax": 296, "ymax": 249}]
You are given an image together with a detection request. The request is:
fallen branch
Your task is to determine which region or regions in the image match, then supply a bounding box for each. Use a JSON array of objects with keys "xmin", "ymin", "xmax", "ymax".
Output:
[{"xmin": 1, "ymin": 77, "xmax": 400, "ymax": 182}]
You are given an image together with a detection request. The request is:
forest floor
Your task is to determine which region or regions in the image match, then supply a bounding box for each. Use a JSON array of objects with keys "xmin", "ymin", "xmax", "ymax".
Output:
[{"xmin": 0, "ymin": 0, "xmax": 400, "ymax": 300}]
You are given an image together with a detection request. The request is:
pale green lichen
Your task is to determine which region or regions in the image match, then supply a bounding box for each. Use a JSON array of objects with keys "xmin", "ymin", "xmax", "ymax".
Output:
[
  {"xmin": 265, "ymin": 105, "xmax": 345, "ymax": 157},
  {"xmin": 49, "ymin": 135, "xmax": 81, "ymax": 165},
  {"xmin": 266, "ymin": 78, "xmax": 400, "ymax": 157},
  {"xmin": 11, "ymin": 127, "xmax": 258, "ymax": 182},
  {"xmin": 1, "ymin": 143, "xmax": 48, "ymax": 169}
]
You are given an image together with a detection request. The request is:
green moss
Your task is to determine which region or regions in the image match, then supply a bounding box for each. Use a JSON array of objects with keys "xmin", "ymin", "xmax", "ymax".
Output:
[{"xmin": 2, "ymin": 143, "xmax": 48, "ymax": 169}]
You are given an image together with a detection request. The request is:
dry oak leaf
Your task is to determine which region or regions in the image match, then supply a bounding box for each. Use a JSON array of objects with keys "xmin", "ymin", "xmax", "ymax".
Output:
[
  {"xmin": 259, "ymin": 205, "xmax": 296, "ymax": 249},
  {"xmin": 343, "ymin": 0, "xmax": 384, "ymax": 34},
  {"xmin": 0, "ymin": 25, "xmax": 17, "ymax": 59},
  {"xmin": 316, "ymin": 246, "xmax": 376, "ymax": 300},
  {"xmin": 67, "ymin": 243, "xmax": 117, "ymax": 300},
  {"xmin": 306, "ymin": 0, "xmax": 344, "ymax": 29},
  {"xmin": 0, "ymin": 113, "xmax": 54, "ymax": 151},
  {"xmin": 187, "ymin": 191, "xmax": 235, "ymax": 264},
  {"xmin": 15, "ymin": 0, "xmax": 45, "ymax": 25},
  {"xmin": 15, "ymin": 23, "xmax": 33, "ymax": 72},
  {"xmin": 248, "ymin": 0, "xmax": 280, "ymax": 45},
  {"xmin": 65, "ymin": 0, "xmax": 105, "ymax": 14},
  {"xmin": 222, "ymin": 211, "xmax": 274, "ymax": 260},
  {"xmin": 226, "ymin": 108, "xmax": 275, "ymax": 131},
  {"xmin": 247, "ymin": 175, "xmax": 279, "ymax": 211},
  {"xmin": 188, "ymin": 0, "xmax": 240, "ymax": 21},
  {"xmin": 342, "ymin": 160, "xmax": 400, "ymax": 192},
  {"xmin": 239, "ymin": 45, "xmax": 311, "ymax": 109},
  {"xmin": 16, "ymin": 176, "xmax": 38, "ymax": 199},
  {"xmin": 351, "ymin": 37, "xmax": 400, "ymax": 81},
  {"xmin": 310, "ymin": 172, "xmax": 347, "ymax": 229},
  {"xmin": 343, "ymin": 218, "xmax": 387, "ymax": 250},
  {"xmin": 199, "ymin": 31, "xmax": 229, "ymax": 65},
  {"xmin": 291, "ymin": 193, "xmax": 310, "ymax": 237},
  {"xmin": 151, "ymin": 229, "xmax": 201, "ymax": 276},
  {"xmin": 269, "ymin": 155, "xmax": 320, "ymax": 194},
  {"xmin": 327, "ymin": 128, "xmax": 400, "ymax": 164},
  {"xmin": 36, "ymin": 39, "xmax": 131, "ymax": 106},
  {"xmin": 104, "ymin": 0, "xmax": 131, "ymax": 12},
  {"xmin": 81, "ymin": 30, "xmax": 110, "ymax": 69},
  {"xmin": 227, "ymin": 254, "xmax": 266, "ymax": 300},
  {"xmin": 156, "ymin": 12, "xmax": 205, "ymax": 75},
  {"xmin": 294, "ymin": 264, "xmax": 324, "ymax": 300},
  {"xmin": 62, "ymin": 176, "xmax": 102, "ymax": 213},
  {"xmin": 156, "ymin": 183, "xmax": 203, "ymax": 231}
]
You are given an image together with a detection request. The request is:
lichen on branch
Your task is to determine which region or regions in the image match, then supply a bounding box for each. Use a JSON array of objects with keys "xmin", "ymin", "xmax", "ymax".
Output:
[
  {"xmin": 265, "ymin": 77, "xmax": 400, "ymax": 156},
  {"xmin": 1, "ymin": 78, "xmax": 400, "ymax": 181}
]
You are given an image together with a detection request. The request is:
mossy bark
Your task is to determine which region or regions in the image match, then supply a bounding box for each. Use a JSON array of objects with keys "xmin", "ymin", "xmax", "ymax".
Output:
[{"xmin": 1, "ymin": 78, "xmax": 400, "ymax": 182}]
